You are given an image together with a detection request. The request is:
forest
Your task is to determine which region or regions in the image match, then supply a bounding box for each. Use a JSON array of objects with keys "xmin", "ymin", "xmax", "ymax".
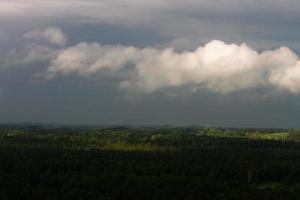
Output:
[{"xmin": 0, "ymin": 125, "xmax": 300, "ymax": 199}]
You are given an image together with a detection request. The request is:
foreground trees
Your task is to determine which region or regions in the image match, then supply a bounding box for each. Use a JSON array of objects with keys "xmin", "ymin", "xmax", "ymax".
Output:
[{"xmin": 0, "ymin": 126, "xmax": 299, "ymax": 199}]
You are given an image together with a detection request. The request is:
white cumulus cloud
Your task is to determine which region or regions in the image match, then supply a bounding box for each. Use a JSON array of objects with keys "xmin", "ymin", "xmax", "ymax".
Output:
[
  {"xmin": 44, "ymin": 40, "xmax": 300, "ymax": 94},
  {"xmin": 24, "ymin": 27, "xmax": 67, "ymax": 46}
]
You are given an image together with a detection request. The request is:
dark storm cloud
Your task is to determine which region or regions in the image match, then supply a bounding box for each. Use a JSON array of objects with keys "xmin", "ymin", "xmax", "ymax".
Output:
[
  {"xmin": 1, "ymin": 0, "xmax": 300, "ymax": 47},
  {"xmin": 1, "ymin": 0, "xmax": 300, "ymax": 127}
]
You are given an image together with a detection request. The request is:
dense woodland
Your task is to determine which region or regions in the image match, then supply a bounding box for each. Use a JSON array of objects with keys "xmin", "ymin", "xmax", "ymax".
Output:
[{"xmin": 0, "ymin": 125, "xmax": 300, "ymax": 199}]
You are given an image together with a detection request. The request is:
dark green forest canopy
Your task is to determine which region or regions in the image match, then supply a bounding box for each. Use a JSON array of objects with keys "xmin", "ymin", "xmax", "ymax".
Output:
[{"xmin": 0, "ymin": 126, "xmax": 300, "ymax": 199}]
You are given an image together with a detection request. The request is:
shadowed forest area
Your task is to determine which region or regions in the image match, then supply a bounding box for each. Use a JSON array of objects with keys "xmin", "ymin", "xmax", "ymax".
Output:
[{"xmin": 0, "ymin": 125, "xmax": 300, "ymax": 199}]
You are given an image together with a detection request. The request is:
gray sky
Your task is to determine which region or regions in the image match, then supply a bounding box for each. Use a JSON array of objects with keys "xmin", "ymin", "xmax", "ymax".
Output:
[{"xmin": 1, "ymin": 0, "xmax": 300, "ymax": 128}]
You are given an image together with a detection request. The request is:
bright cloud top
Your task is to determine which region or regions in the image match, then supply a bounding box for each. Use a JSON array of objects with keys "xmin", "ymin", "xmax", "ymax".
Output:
[
  {"xmin": 43, "ymin": 40, "xmax": 300, "ymax": 94},
  {"xmin": 24, "ymin": 27, "xmax": 67, "ymax": 46}
]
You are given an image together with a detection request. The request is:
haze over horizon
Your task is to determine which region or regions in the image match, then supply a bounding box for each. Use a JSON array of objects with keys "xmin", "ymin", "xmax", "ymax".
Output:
[{"xmin": 1, "ymin": 0, "xmax": 300, "ymax": 128}]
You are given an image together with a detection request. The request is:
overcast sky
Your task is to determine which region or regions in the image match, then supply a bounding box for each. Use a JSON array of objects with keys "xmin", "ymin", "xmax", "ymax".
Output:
[{"xmin": 1, "ymin": 0, "xmax": 300, "ymax": 128}]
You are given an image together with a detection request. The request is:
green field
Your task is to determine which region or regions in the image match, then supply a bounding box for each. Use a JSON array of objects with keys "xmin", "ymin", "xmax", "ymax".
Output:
[{"xmin": 0, "ymin": 126, "xmax": 300, "ymax": 199}]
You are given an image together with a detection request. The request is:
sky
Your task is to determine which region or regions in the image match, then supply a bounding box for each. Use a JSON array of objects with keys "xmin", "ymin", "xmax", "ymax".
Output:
[{"xmin": 1, "ymin": 0, "xmax": 300, "ymax": 128}]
